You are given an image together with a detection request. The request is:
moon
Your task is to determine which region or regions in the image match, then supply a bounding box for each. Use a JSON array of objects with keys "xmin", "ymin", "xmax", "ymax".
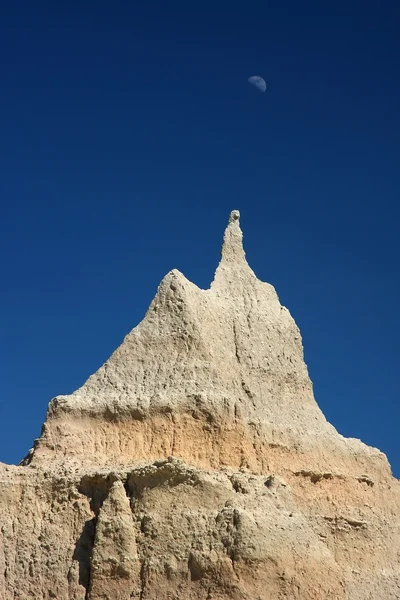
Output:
[{"xmin": 248, "ymin": 76, "xmax": 266, "ymax": 93}]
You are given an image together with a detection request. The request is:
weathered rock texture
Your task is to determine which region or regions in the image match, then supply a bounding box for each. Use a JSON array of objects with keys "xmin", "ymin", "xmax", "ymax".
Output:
[{"xmin": 1, "ymin": 210, "xmax": 399, "ymax": 599}]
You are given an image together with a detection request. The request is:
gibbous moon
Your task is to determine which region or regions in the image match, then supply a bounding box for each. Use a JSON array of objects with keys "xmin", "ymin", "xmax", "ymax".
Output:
[{"xmin": 248, "ymin": 76, "xmax": 266, "ymax": 92}]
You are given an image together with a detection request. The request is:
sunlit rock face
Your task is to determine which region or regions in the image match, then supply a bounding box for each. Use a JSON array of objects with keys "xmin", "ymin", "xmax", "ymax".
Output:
[{"xmin": 1, "ymin": 211, "xmax": 399, "ymax": 600}]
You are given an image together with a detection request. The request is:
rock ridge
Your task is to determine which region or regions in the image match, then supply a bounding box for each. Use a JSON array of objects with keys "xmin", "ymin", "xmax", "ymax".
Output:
[
  {"xmin": 1, "ymin": 210, "xmax": 399, "ymax": 600},
  {"xmin": 26, "ymin": 211, "xmax": 389, "ymax": 482}
]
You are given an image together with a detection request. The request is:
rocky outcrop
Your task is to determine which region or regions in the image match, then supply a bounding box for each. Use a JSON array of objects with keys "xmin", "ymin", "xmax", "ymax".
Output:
[{"xmin": 1, "ymin": 211, "xmax": 399, "ymax": 599}]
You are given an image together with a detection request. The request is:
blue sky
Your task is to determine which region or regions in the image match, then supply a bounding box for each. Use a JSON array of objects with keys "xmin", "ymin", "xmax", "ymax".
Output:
[{"xmin": 1, "ymin": 2, "xmax": 399, "ymax": 475}]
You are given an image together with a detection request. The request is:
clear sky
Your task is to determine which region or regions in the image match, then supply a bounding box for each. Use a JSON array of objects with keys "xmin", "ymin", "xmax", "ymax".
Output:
[{"xmin": 1, "ymin": 2, "xmax": 399, "ymax": 476}]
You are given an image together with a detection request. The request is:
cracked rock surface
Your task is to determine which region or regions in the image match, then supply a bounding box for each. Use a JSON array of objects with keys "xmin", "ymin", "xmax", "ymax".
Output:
[{"xmin": 1, "ymin": 211, "xmax": 399, "ymax": 599}]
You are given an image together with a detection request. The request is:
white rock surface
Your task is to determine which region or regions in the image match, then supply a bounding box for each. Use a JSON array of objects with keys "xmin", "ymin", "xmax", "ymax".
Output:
[{"xmin": 1, "ymin": 211, "xmax": 399, "ymax": 599}]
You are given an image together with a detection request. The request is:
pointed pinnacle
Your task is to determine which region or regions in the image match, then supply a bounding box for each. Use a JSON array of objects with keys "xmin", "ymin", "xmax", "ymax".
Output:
[
  {"xmin": 229, "ymin": 209, "xmax": 240, "ymax": 224},
  {"xmin": 220, "ymin": 209, "xmax": 246, "ymax": 263}
]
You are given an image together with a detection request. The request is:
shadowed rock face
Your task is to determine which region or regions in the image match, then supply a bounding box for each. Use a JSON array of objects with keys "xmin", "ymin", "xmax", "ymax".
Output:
[{"xmin": 1, "ymin": 211, "xmax": 399, "ymax": 600}]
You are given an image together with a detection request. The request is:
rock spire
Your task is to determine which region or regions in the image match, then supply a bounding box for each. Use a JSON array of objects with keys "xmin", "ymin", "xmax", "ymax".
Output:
[
  {"xmin": 220, "ymin": 209, "xmax": 246, "ymax": 262},
  {"xmin": 0, "ymin": 210, "xmax": 399, "ymax": 600},
  {"xmin": 23, "ymin": 210, "xmax": 388, "ymax": 479}
]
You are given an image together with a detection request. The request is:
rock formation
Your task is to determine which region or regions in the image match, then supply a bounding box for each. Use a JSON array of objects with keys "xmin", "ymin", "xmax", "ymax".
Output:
[{"xmin": 0, "ymin": 210, "xmax": 399, "ymax": 599}]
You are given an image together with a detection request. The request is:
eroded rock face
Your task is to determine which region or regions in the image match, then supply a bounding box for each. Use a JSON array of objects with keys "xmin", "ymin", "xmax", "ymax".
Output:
[{"xmin": 1, "ymin": 211, "xmax": 399, "ymax": 599}]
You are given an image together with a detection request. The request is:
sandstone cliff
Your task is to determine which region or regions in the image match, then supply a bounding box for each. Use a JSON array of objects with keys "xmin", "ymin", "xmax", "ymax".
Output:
[{"xmin": 1, "ymin": 210, "xmax": 399, "ymax": 599}]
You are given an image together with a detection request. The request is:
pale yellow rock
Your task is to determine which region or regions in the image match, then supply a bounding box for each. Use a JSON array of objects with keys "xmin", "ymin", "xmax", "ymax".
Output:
[
  {"xmin": 88, "ymin": 479, "xmax": 140, "ymax": 599},
  {"xmin": 0, "ymin": 211, "xmax": 399, "ymax": 599}
]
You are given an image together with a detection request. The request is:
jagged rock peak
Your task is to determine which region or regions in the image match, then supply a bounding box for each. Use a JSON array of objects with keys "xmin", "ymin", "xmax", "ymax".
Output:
[
  {"xmin": 1, "ymin": 209, "xmax": 399, "ymax": 600},
  {"xmin": 27, "ymin": 207, "xmax": 389, "ymax": 483},
  {"xmin": 212, "ymin": 209, "xmax": 256, "ymax": 289},
  {"xmin": 220, "ymin": 209, "xmax": 246, "ymax": 263}
]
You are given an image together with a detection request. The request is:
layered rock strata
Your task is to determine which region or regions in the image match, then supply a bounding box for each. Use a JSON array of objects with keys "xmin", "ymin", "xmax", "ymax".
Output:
[{"xmin": 1, "ymin": 210, "xmax": 399, "ymax": 600}]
